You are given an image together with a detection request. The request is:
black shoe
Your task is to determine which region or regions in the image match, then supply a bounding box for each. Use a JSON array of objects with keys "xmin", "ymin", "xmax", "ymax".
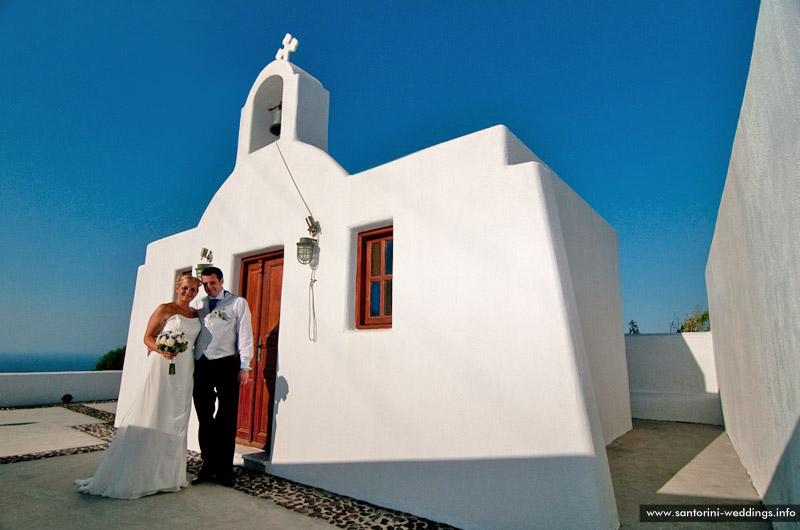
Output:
[
  {"xmin": 214, "ymin": 474, "xmax": 234, "ymax": 487},
  {"xmin": 192, "ymin": 469, "xmax": 214, "ymax": 485}
]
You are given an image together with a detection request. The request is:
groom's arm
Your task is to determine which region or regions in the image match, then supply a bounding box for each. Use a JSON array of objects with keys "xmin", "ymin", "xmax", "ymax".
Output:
[{"xmin": 234, "ymin": 297, "xmax": 254, "ymax": 385}]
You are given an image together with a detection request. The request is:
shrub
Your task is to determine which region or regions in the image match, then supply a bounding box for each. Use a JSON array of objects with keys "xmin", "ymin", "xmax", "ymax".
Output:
[
  {"xmin": 95, "ymin": 346, "xmax": 126, "ymax": 371},
  {"xmin": 670, "ymin": 307, "xmax": 711, "ymax": 333}
]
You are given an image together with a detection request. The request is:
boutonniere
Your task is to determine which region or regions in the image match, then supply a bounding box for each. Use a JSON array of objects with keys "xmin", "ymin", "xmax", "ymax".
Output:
[{"xmin": 213, "ymin": 309, "xmax": 229, "ymax": 321}]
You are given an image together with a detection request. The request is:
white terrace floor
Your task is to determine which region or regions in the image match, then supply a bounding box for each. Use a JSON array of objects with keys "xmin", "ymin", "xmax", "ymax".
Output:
[{"xmin": 0, "ymin": 402, "xmax": 770, "ymax": 530}]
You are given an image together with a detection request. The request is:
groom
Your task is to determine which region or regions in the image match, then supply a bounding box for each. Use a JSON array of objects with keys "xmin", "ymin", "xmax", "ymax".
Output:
[{"xmin": 192, "ymin": 266, "xmax": 254, "ymax": 486}]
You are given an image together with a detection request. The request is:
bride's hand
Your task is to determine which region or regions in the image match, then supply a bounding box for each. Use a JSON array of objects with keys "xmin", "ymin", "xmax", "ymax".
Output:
[{"xmin": 148, "ymin": 349, "xmax": 172, "ymax": 359}]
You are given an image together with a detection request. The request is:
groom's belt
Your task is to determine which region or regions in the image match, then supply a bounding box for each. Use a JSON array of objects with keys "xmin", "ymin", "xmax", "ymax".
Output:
[{"xmin": 198, "ymin": 352, "xmax": 237, "ymax": 360}]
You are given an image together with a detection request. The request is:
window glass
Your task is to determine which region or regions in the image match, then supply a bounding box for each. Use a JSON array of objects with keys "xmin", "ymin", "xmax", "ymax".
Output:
[
  {"xmin": 370, "ymin": 281, "xmax": 381, "ymax": 317},
  {"xmin": 370, "ymin": 241, "xmax": 382, "ymax": 277},
  {"xmin": 385, "ymin": 240, "xmax": 393, "ymax": 275},
  {"xmin": 384, "ymin": 280, "xmax": 392, "ymax": 316}
]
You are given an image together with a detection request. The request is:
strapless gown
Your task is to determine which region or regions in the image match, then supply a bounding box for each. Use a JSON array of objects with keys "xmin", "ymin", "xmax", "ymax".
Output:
[{"xmin": 77, "ymin": 314, "xmax": 201, "ymax": 499}]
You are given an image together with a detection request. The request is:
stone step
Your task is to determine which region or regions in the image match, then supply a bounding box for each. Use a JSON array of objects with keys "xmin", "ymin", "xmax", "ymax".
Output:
[{"xmin": 241, "ymin": 450, "xmax": 269, "ymax": 472}]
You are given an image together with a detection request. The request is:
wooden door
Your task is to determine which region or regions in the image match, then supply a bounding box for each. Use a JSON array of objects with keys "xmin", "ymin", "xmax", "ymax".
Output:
[{"xmin": 236, "ymin": 251, "xmax": 283, "ymax": 450}]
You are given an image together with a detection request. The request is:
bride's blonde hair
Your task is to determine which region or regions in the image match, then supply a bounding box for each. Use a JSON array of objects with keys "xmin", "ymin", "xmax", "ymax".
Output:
[{"xmin": 175, "ymin": 274, "xmax": 201, "ymax": 288}]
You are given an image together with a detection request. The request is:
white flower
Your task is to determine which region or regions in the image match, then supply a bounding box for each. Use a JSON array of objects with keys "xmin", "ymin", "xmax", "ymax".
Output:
[{"xmin": 156, "ymin": 329, "xmax": 187, "ymax": 354}]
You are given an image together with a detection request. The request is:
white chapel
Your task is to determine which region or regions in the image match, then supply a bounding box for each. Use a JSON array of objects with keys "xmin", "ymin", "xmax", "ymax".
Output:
[{"xmin": 118, "ymin": 35, "xmax": 631, "ymax": 530}]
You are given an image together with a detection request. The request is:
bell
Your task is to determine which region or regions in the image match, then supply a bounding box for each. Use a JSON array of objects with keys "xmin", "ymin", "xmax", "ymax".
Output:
[{"xmin": 269, "ymin": 108, "xmax": 282, "ymax": 136}]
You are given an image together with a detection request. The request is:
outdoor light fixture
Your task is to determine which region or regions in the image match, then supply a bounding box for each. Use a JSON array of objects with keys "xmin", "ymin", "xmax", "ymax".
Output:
[
  {"xmin": 297, "ymin": 215, "xmax": 319, "ymax": 264},
  {"xmin": 195, "ymin": 248, "xmax": 213, "ymax": 278},
  {"xmin": 297, "ymin": 237, "xmax": 316, "ymax": 264},
  {"xmin": 305, "ymin": 215, "xmax": 318, "ymax": 236}
]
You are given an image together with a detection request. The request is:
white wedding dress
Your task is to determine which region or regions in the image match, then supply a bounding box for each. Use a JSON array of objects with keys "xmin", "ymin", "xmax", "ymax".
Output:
[{"xmin": 77, "ymin": 314, "xmax": 201, "ymax": 499}]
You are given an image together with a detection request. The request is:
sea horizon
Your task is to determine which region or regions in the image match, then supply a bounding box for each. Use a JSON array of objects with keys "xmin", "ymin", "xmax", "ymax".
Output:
[{"xmin": 0, "ymin": 351, "xmax": 105, "ymax": 373}]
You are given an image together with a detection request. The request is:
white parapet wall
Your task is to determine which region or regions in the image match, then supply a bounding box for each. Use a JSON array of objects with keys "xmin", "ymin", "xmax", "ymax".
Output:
[
  {"xmin": 625, "ymin": 332, "xmax": 722, "ymax": 425},
  {"xmin": 0, "ymin": 371, "xmax": 122, "ymax": 407}
]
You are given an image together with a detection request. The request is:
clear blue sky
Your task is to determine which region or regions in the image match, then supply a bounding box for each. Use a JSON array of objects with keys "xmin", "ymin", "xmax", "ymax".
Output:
[{"xmin": 1, "ymin": 0, "xmax": 760, "ymax": 355}]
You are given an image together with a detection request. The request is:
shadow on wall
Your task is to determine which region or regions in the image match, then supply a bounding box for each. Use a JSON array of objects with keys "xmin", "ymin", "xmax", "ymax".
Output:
[
  {"xmin": 625, "ymin": 333, "xmax": 723, "ymax": 425},
  {"xmin": 764, "ymin": 416, "xmax": 800, "ymax": 511},
  {"xmin": 268, "ymin": 375, "xmax": 289, "ymax": 458},
  {"xmin": 270, "ymin": 454, "xmax": 615, "ymax": 530}
]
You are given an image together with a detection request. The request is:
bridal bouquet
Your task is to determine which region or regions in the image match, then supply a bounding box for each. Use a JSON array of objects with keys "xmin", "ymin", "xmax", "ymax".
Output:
[{"xmin": 155, "ymin": 330, "xmax": 188, "ymax": 375}]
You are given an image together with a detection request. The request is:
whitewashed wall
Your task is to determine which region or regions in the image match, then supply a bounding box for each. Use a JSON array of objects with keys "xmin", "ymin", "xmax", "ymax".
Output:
[
  {"xmin": 268, "ymin": 129, "xmax": 624, "ymax": 530},
  {"xmin": 119, "ymin": 60, "xmax": 628, "ymax": 529},
  {"xmin": 551, "ymin": 175, "xmax": 632, "ymax": 441},
  {"xmin": 706, "ymin": 0, "xmax": 800, "ymax": 513},
  {"xmin": 625, "ymin": 333, "xmax": 722, "ymax": 425}
]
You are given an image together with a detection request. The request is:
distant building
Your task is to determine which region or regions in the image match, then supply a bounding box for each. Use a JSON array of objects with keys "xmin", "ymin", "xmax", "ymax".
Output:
[{"xmin": 119, "ymin": 45, "xmax": 630, "ymax": 529}]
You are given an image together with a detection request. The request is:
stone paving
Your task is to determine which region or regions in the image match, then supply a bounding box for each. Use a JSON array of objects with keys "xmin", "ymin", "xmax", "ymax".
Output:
[
  {"xmin": 607, "ymin": 419, "xmax": 768, "ymax": 529},
  {"xmin": 0, "ymin": 402, "xmax": 458, "ymax": 530},
  {"xmin": 1, "ymin": 403, "xmax": 771, "ymax": 529}
]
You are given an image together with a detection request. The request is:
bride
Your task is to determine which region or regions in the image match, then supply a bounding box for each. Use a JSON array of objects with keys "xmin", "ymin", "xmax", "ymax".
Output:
[{"xmin": 77, "ymin": 274, "xmax": 202, "ymax": 499}]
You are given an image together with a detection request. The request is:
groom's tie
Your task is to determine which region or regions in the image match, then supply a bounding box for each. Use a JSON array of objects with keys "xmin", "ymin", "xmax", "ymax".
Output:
[{"xmin": 209, "ymin": 298, "xmax": 219, "ymax": 311}]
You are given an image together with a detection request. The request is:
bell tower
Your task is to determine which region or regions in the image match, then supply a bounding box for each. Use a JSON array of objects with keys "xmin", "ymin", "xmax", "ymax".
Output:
[{"xmin": 237, "ymin": 34, "xmax": 329, "ymax": 162}]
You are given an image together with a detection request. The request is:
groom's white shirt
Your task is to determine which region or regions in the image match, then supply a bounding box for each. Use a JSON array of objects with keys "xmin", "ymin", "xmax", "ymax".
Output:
[{"xmin": 192, "ymin": 290, "xmax": 254, "ymax": 371}]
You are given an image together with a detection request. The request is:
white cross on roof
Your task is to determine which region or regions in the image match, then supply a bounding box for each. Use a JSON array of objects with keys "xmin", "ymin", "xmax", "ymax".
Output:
[{"xmin": 275, "ymin": 33, "xmax": 299, "ymax": 61}]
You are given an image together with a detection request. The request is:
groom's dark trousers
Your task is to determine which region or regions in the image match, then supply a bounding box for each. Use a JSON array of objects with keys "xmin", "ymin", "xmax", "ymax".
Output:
[{"xmin": 193, "ymin": 354, "xmax": 240, "ymax": 480}]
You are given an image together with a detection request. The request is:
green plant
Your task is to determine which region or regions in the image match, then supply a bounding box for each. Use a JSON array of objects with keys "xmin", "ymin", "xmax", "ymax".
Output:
[
  {"xmin": 95, "ymin": 346, "xmax": 126, "ymax": 371},
  {"xmin": 670, "ymin": 306, "xmax": 710, "ymax": 333}
]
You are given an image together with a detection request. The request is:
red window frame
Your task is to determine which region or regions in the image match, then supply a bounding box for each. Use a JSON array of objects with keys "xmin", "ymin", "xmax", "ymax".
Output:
[{"xmin": 356, "ymin": 226, "xmax": 393, "ymax": 329}]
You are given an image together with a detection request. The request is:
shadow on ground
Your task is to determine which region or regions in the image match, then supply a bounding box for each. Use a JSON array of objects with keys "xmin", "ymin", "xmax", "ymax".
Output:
[{"xmin": 607, "ymin": 419, "xmax": 768, "ymax": 529}]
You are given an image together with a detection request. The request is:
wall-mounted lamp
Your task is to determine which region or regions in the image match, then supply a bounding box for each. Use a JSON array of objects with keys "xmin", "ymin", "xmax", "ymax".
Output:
[
  {"xmin": 297, "ymin": 215, "xmax": 319, "ymax": 264},
  {"xmin": 195, "ymin": 248, "xmax": 214, "ymax": 278},
  {"xmin": 297, "ymin": 237, "xmax": 316, "ymax": 264},
  {"xmin": 305, "ymin": 215, "xmax": 318, "ymax": 237}
]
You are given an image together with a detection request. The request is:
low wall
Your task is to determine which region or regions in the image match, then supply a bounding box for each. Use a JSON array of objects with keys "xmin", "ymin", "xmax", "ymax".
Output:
[
  {"xmin": 625, "ymin": 332, "xmax": 722, "ymax": 425},
  {"xmin": 0, "ymin": 371, "xmax": 122, "ymax": 407}
]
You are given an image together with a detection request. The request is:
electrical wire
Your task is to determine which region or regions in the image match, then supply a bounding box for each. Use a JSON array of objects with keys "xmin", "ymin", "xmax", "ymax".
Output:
[
  {"xmin": 275, "ymin": 141, "xmax": 314, "ymax": 219},
  {"xmin": 275, "ymin": 140, "xmax": 319, "ymax": 343},
  {"xmin": 308, "ymin": 268, "xmax": 318, "ymax": 342}
]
